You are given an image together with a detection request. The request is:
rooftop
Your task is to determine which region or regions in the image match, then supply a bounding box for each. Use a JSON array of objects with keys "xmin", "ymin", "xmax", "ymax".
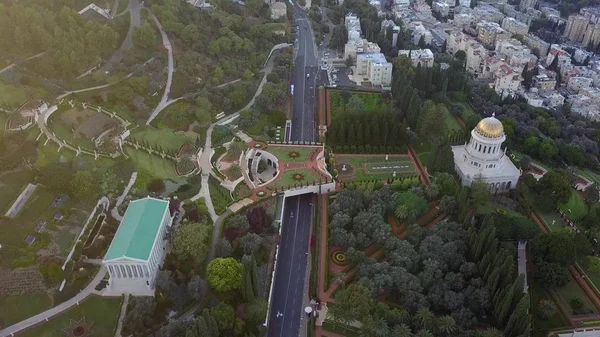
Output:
[
  {"xmin": 104, "ymin": 197, "xmax": 169, "ymax": 262},
  {"xmin": 358, "ymin": 52, "xmax": 389, "ymax": 65}
]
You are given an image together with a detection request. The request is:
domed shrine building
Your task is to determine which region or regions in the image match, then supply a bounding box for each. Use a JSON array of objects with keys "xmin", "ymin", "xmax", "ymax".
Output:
[{"xmin": 451, "ymin": 114, "xmax": 520, "ymax": 193}]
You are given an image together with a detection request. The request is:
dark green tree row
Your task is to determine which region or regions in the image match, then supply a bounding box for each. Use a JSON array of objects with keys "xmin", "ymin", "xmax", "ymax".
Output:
[
  {"xmin": 467, "ymin": 218, "xmax": 531, "ymax": 337},
  {"xmin": 327, "ymin": 111, "xmax": 408, "ymax": 151}
]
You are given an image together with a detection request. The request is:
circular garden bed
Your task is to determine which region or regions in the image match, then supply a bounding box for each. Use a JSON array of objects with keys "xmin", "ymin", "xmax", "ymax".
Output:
[{"xmin": 331, "ymin": 249, "xmax": 347, "ymax": 266}]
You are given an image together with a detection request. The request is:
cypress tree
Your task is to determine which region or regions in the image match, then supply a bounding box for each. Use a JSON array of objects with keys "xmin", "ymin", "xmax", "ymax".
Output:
[
  {"xmin": 347, "ymin": 123, "xmax": 356, "ymax": 146},
  {"xmin": 337, "ymin": 123, "xmax": 347, "ymax": 145},
  {"xmin": 251, "ymin": 257, "xmax": 260, "ymax": 296},
  {"xmin": 486, "ymin": 268, "xmax": 501, "ymax": 296},
  {"xmin": 355, "ymin": 122, "xmax": 364, "ymax": 146},
  {"xmin": 495, "ymin": 283, "xmax": 516, "ymax": 327},
  {"xmin": 245, "ymin": 270, "xmax": 255, "ymax": 302},
  {"xmin": 196, "ymin": 316, "xmax": 209, "ymax": 337},
  {"xmin": 202, "ymin": 308, "xmax": 219, "ymax": 336},
  {"xmin": 504, "ymin": 294, "xmax": 530, "ymax": 337}
]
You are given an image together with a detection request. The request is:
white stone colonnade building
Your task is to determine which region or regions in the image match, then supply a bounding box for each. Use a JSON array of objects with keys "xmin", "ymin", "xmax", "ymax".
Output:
[
  {"xmin": 102, "ymin": 197, "xmax": 173, "ymax": 296},
  {"xmin": 452, "ymin": 114, "xmax": 521, "ymax": 193}
]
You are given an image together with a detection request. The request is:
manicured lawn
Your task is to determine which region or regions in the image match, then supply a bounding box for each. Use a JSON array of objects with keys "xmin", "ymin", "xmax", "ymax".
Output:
[
  {"xmin": 130, "ymin": 126, "xmax": 193, "ymax": 152},
  {"xmin": 270, "ymin": 168, "xmax": 321, "ymax": 189},
  {"xmin": 558, "ymin": 189, "xmax": 588, "ymax": 222},
  {"xmin": 579, "ymin": 260, "xmax": 600, "ymax": 293},
  {"xmin": 418, "ymin": 152, "xmax": 429, "ymax": 167},
  {"xmin": 0, "ymin": 293, "xmax": 52, "ymax": 328},
  {"xmin": 529, "ymin": 282, "xmax": 570, "ymax": 337},
  {"xmin": 336, "ymin": 155, "xmax": 416, "ymax": 181},
  {"xmin": 477, "ymin": 201, "xmax": 522, "ymax": 217},
  {"xmin": 0, "ymin": 169, "xmax": 34, "ymax": 213},
  {"xmin": 125, "ymin": 147, "xmax": 180, "ymax": 180},
  {"xmin": 452, "ymin": 101, "xmax": 476, "ymax": 119},
  {"xmin": 556, "ymin": 280, "xmax": 596, "ymax": 314},
  {"xmin": 264, "ymin": 146, "xmax": 314, "ymax": 162},
  {"xmin": 17, "ymin": 295, "xmax": 122, "ymax": 337},
  {"xmin": 444, "ymin": 110, "xmax": 463, "ymax": 132},
  {"xmin": 575, "ymin": 168, "xmax": 600, "ymax": 185},
  {"xmin": 209, "ymin": 176, "xmax": 234, "ymax": 214},
  {"xmin": 0, "ymin": 187, "xmax": 63, "ymax": 268}
]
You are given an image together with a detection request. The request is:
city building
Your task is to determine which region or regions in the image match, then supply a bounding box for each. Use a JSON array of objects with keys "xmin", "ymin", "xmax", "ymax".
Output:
[
  {"xmin": 567, "ymin": 76, "xmax": 594, "ymax": 92},
  {"xmin": 270, "ymin": 2, "xmax": 287, "ymax": 19},
  {"xmin": 472, "ymin": 4, "xmax": 506, "ymax": 23},
  {"xmin": 493, "ymin": 63, "xmax": 522, "ymax": 94},
  {"xmin": 447, "ymin": 30, "xmax": 470, "ymax": 55},
  {"xmin": 356, "ymin": 53, "xmax": 393, "ymax": 86},
  {"xmin": 452, "ymin": 115, "xmax": 521, "ymax": 192},
  {"xmin": 398, "ymin": 49, "xmax": 435, "ymax": 67},
  {"xmin": 453, "ymin": 13, "xmax": 474, "ymax": 27},
  {"xmin": 522, "ymin": 91, "xmax": 544, "ymax": 107},
  {"xmin": 501, "ymin": 17, "xmax": 529, "ymax": 36},
  {"xmin": 565, "ymin": 14, "xmax": 589, "ymax": 42},
  {"xmin": 466, "ymin": 41, "xmax": 488, "ymax": 76},
  {"xmin": 344, "ymin": 39, "xmax": 381, "ymax": 62},
  {"xmin": 564, "ymin": 10, "xmax": 600, "ymax": 49},
  {"xmin": 532, "ymin": 72, "xmax": 557, "ymax": 90},
  {"xmin": 541, "ymin": 7, "xmax": 564, "ymax": 24},
  {"xmin": 477, "ymin": 21, "xmax": 511, "ymax": 49},
  {"xmin": 522, "ymin": 33, "xmax": 550, "ymax": 56},
  {"xmin": 102, "ymin": 197, "xmax": 174, "ymax": 295},
  {"xmin": 569, "ymin": 94, "xmax": 600, "ymax": 120},
  {"xmin": 432, "ymin": 1, "xmax": 450, "ymax": 17},
  {"xmin": 546, "ymin": 45, "xmax": 572, "ymax": 68},
  {"xmin": 345, "ymin": 13, "xmax": 362, "ymax": 41},
  {"xmin": 580, "ymin": 86, "xmax": 600, "ymax": 103},
  {"xmin": 520, "ymin": 0, "xmax": 538, "ymax": 11},
  {"xmin": 411, "ymin": 21, "xmax": 434, "ymax": 45},
  {"xmin": 540, "ymin": 91, "xmax": 565, "ymax": 108}
]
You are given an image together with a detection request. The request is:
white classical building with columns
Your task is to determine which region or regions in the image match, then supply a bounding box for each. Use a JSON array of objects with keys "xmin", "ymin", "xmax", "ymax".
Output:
[
  {"xmin": 102, "ymin": 197, "xmax": 173, "ymax": 296},
  {"xmin": 452, "ymin": 115, "xmax": 521, "ymax": 193}
]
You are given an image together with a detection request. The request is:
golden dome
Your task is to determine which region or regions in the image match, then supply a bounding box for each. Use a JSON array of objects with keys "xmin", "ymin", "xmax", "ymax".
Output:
[{"xmin": 475, "ymin": 115, "xmax": 504, "ymax": 138}]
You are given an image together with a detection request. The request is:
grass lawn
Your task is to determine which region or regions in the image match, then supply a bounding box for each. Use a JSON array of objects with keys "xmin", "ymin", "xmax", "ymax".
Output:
[
  {"xmin": 0, "ymin": 169, "xmax": 34, "ymax": 213},
  {"xmin": 444, "ymin": 110, "xmax": 463, "ymax": 132},
  {"xmin": 453, "ymin": 101, "xmax": 476, "ymax": 119},
  {"xmin": 477, "ymin": 201, "xmax": 523, "ymax": 217},
  {"xmin": 579, "ymin": 261, "xmax": 600, "ymax": 293},
  {"xmin": 418, "ymin": 152, "xmax": 429, "ymax": 167},
  {"xmin": 270, "ymin": 168, "xmax": 321, "ymax": 189},
  {"xmin": 17, "ymin": 295, "xmax": 122, "ymax": 337},
  {"xmin": 130, "ymin": 126, "xmax": 192, "ymax": 152},
  {"xmin": 558, "ymin": 189, "xmax": 588, "ymax": 222},
  {"xmin": 337, "ymin": 155, "xmax": 416, "ymax": 181},
  {"xmin": 209, "ymin": 176, "xmax": 233, "ymax": 214},
  {"xmin": 125, "ymin": 147, "xmax": 180, "ymax": 180},
  {"xmin": 556, "ymin": 279, "xmax": 596, "ymax": 314},
  {"xmin": 0, "ymin": 293, "xmax": 52, "ymax": 328},
  {"xmin": 575, "ymin": 168, "xmax": 600, "ymax": 185},
  {"xmin": 529, "ymin": 282, "xmax": 570, "ymax": 337},
  {"xmin": 264, "ymin": 146, "xmax": 314, "ymax": 162}
]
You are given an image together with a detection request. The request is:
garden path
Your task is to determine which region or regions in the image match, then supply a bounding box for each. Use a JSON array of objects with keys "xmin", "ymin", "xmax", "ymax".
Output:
[
  {"xmin": 408, "ymin": 145, "xmax": 429, "ymax": 185},
  {"xmin": 0, "ymin": 52, "xmax": 46, "ymax": 75},
  {"xmin": 145, "ymin": 12, "xmax": 174, "ymax": 125},
  {"xmin": 114, "ymin": 294, "xmax": 129, "ymax": 337}
]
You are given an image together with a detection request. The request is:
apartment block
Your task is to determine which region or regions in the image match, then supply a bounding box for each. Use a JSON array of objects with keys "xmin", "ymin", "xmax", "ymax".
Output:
[
  {"xmin": 356, "ymin": 53, "xmax": 393, "ymax": 86},
  {"xmin": 501, "ymin": 17, "xmax": 529, "ymax": 36},
  {"xmin": 398, "ymin": 49, "xmax": 435, "ymax": 67},
  {"xmin": 522, "ymin": 34, "xmax": 550, "ymax": 56},
  {"xmin": 477, "ymin": 21, "xmax": 511, "ymax": 49}
]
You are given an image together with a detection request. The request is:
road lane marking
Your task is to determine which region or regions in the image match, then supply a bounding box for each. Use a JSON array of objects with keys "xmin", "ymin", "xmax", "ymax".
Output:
[{"xmin": 279, "ymin": 197, "xmax": 301, "ymax": 336}]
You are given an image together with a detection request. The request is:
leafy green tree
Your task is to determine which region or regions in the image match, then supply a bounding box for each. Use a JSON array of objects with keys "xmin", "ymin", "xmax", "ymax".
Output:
[
  {"xmin": 70, "ymin": 171, "xmax": 98, "ymax": 202},
  {"xmin": 469, "ymin": 176, "xmax": 489, "ymax": 206},
  {"xmin": 531, "ymin": 230, "xmax": 577, "ymax": 266},
  {"xmin": 390, "ymin": 324, "xmax": 413, "ymax": 337},
  {"xmin": 182, "ymin": 24, "xmax": 200, "ymax": 44},
  {"xmin": 172, "ymin": 222, "xmax": 212, "ymax": 263},
  {"xmin": 358, "ymin": 316, "xmax": 389, "ymax": 337},
  {"xmin": 417, "ymin": 101, "xmax": 447, "ymax": 144},
  {"xmin": 328, "ymin": 284, "xmax": 374, "ymax": 325},
  {"xmin": 415, "ymin": 307, "xmax": 436, "ymax": 331},
  {"xmin": 246, "ymin": 298, "xmax": 268, "ymax": 326},
  {"xmin": 427, "ymin": 144, "xmax": 455, "ymax": 174},
  {"xmin": 210, "ymin": 302, "xmax": 235, "ymax": 332},
  {"xmin": 435, "ymin": 315, "xmax": 457, "ymax": 336},
  {"xmin": 133, "ymin": 22, "xmax": 157, "ymax": 49},
  {"xmin": 207, "ymin": 258, "xmax": 243, "ymax": 292},
  {"xmin": 535, "ymin": 170, "xmax": 572, "ymax": 205},
  {"xmin": 395, "ymin": 192, "xmax": 428, "ymax": 221}
]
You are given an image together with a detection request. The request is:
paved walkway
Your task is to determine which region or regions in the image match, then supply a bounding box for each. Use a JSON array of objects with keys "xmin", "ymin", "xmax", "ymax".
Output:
[
  {"xmin": 104, "ymin": 0, "xmax": 141, "ymax": 71},
  {"xmin": 111, "ymin": 172, "xmax": 137, "ymax": 221},
  {"xmin": 56, "ymin": 73, "xmax": 133, "ymax": 100},
  {"xmin": 145, "ymin": 13, "xmax": 174, "ymax": 125},
  {"xmin": 0, "ymin": 267, "xmax": 107, "ymax": 337},
  {"xmin": 114, "ymin": 294, "xmax": 129, "ymax": 337},
  {"xmin": 0, "ymin": 52, "xmax": 46, "ymax": 75}
]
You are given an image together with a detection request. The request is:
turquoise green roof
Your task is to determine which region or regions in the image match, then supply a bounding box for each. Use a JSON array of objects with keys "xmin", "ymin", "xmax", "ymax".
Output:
[{"xmin": 104, "ymin": 197, "xmax": 169, "ymax": 261}]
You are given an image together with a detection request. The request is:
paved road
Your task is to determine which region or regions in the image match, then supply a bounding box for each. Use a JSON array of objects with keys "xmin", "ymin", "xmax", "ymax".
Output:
[
  {"xmin": 267, "ymin": 194, "xmax": 313, "ymax": 337},
  {"xmin": 290, "ymin": 5, "xmax": 319, "ymax": 142},
  {"xmin": 266, "ymin": 4, "xmax": 319, "ymax": 336}
]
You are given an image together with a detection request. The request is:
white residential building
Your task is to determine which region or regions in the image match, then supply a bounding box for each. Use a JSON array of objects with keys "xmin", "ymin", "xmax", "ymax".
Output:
[
  {"xmin": 270, "ymin": 2, "xmax": 287, "ymax": 19},
  {"xmin": 411, "ymin": 21, "xmax": 433, "ymax": 45},
  {"xmin": 523, "ymin": 91, "xmax": 544, "ymax": 107},
  {"xmin": 466, "ymin": 41, "xmax": 488, "ymax": 76},
  {"xmin": 344, "ymin": 39, "xmax": 381, "ymax": 62},
  {"xmin": 356, "ymin": 53, "xmax": 393, "ymax": 86},
  {"xmin": 345, "ymin": 13, "xmax": 362, "ymax": 42},
  {"xmin": 494, "ymin": 63, "xmax": 522, "ymax": 94},
  {"xmin": 447, "ymin": 30, "xmax": 470, "ymax": 55},
  {"xmin": 432, "ymin": 1, "xmax": 450, "ymax": 17},
  {"xmin": 398, "ymin": 49, "xmax": 435, "ymax": 68},
  {"xmin": 502, "ymin": 17, "xmax": 529, "ymax": 36},
  {"xmin": 522, "ymin": 33, "xmax": 550, "ymax": 56},
  {"xmin": 540, "ymin": 91, "xmax": 565, "ymax": 109},
  {"xmin": 567, "ymin": 76, "xmax": 594, "ymax": 92},
  {"xmin": 546, "ymin": 44, "xmax": 572, "ymax": 68},
  {"xmin": 453, "ymin": 13, "xmax": 474, "ymax": 27},
  {"xmin": 103, "ymin": 197, "xmax": 173, "ymax": 296},
  {"xmin": 452, "ymin": 115, "xmax": 521, "ymax": 192},
  {"xmin": 569, "ymin": 94, "xmax": 600, "ymax": 121},
  {"xmin": 477, "ymin": 21, "xmax": 511, "ymax": 49}
]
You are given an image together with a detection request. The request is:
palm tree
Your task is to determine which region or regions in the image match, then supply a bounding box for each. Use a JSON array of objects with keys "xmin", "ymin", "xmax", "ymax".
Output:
[
  {"xmin": 390, "ymin": 324, "xmax": 413, "ymax": 337},
  {"xmin": 538, "ymin": 299, "xmax": 558, "ymax": 319},
  {"xmin": 395, "ymin": 205, "xmax": 409, "ymax": 220},
  {"xmin": 414, "ymin": 307, "xmax": 436, "ymax": 332},
  {"xmin": 414, "ymin": 329, "xmax": 434, "ymax": 337},
  {"xmin": 358, "ymin": 316, "xmax": 390, "ymax": 337},
  {"xmin": 435, "ymin": 315, "xmax": 457, "ymax": 336}
]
